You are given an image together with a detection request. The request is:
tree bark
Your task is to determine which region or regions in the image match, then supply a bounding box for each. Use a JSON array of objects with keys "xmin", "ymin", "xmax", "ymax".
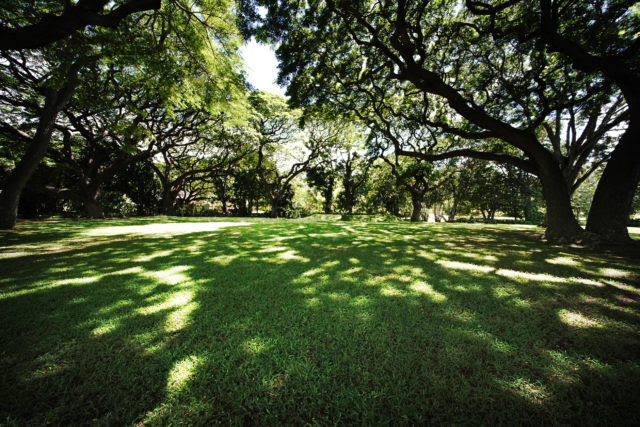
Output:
[
  {"xmin": 0, "ymin": 0, "xmax": 160, "ymax": 50},
  {"xmin": 345, "ymin": 192, "xmax": 354, "ymax": 214},
  {"xmin": 410, "ymin": 192, "xmax": 423, "ymax": 222},
  {"xmin": 236, "ymin": 199, "xmax": 248, "ymax": 216},
  {"xmin": 535, "ymin": 7, "xmax": 640, "ymax": 243},
  {"xmin": 586, "ymin": 116, "xmax": 640, "ymax": 243},
  {"xmin": 537, "ymin": 165, "xmax": 585, "ymax": 242},
  {"xmin": 83, "ymin": 197, "xmax": 104, "ymax": 219},
  {"xmin": 270, "ymin": 197, "xmax": 279, "ymax": 218},
  {"xmin": 0, "ymin": 71, "xmax": 79, "ymax": 229},
  {"xmin": 159, "ymin": 191, "xmax": 178, "ymax": 216},
  {"xmin": 323, "ymin": 191, "xmax": 333, "ymax": 214},
  {"xmin": 448, "ymin": 198, "xmax": 459, "ymax": 222}
]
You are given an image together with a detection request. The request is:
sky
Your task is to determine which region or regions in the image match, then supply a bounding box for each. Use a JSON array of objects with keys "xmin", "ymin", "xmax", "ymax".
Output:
[{"xmin": 240, "ymin": 38, "xmax": 287, "ymax": 96}]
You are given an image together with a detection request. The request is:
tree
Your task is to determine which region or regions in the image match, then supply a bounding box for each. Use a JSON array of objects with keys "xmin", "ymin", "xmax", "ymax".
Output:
[
  {"xmin": 150, "ymin": 114, "xmax": 250, "ymax": 215},
  {"xmin": 380, "ymin": 155, "xmax": 448, "ymax": 222},
  {"xmin": 109, "ymin": 161, "xmax": 161, "ymax": 216},
  {"xmin": 336, "ymin": 151, "xmax": 370, "ymax": 215},
  {"xmin": 306, "ymin": 158, "xmax": 337, "ymax": 214},
  {"xmin": 0, "ymin": 0, "xmax": 244, "ymax": 228},
  {"xmin": 249, "ymin": 92, "xmax": 337, "ymax": 217},
  {"xmin": 572, "ymin": 171, "xmax": 600, "ymax": 223},
  {"xmin": 361, "ymin": 160, "xmax": 407, "ymax": 217},
  {"xmin": 46, "ymin": 48, "xmax": 242, "ymax": 218},
  {"xmin": 229, "ymin": 153, "xmax": 262, "ymax": 215},
  {"xmin": 306, "ymin": 118, "xmax": 370, "ymax": 215},
  {"xmin": 443, "ymin": 161, "xmax": 472, "ymax": 221},
  {"xmin": 466, "ymin": 0, "xmax": 640, "ymax": 241},
  {"xmin": 0, "ymin": 44, "xmax": 85, "ymax": 228},
  {"xmin": 467, "ymin": 163, "xmax": 510, "ymax": 220},
  {"xmin": 632, "ymin": 186, "xmax": 640, "ymax": 218},
  {"xmin": 0, "ymin": 0, "xmax": 160, "ymax": 49},
  {"xmin": 211, "ymin": 172, "xmax": 233, "ymax": 214},
  {"xmin": 47, "ymin": 90, "xmax": 177, "ymax": 218},
  {"xmin": 247, "ymin": 0, "xmax": 626, "ymax": 242}
]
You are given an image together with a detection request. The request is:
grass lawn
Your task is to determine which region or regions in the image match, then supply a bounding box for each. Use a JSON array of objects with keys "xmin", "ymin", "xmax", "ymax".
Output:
[{"xmin": 1, "ymin": 217, "xmax": 639, "ymax": 425}]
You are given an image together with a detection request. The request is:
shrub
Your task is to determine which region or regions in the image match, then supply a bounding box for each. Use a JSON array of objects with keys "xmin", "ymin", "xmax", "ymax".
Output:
[{"xmin": 102, "ymin": 193, "xmax": 137, "ymax": 217}]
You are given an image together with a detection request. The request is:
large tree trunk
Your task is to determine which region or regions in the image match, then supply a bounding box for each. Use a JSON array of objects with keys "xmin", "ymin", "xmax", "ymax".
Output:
[
  {"xmin": 83, "ymin": 197, "xmax": 105, "ymax": 219},
  {"xmin": 77, "ymin": 183, "xmax": 105, "ymax": 218},
  {"xmin": 586, "ymin": 116, "xmax": 640, "ymax": 243},
  {"xmin": 270, "ymin": 197, "xmax": 279, "ymax": 218},
  {"xmin": 161, "ymin": 204, "xmax": 177, "ymax": 216},
  {"xmin": 160, "ymin": 198, "xmax": 177, "ymax": 215},
  {"xmin": 158, "ymin": 187, "xmax": 179, "ymax": 215},
  {"xmin": 410, "ymin": 192, "xmax": 423, "ymax": 222},
  {"xmin": 537, "ymin": 165, "xmax": 584, "ymax": 242},
  {"xmin": 448, "ymin": 198, "xmax": 459, "ymax": 222},
  {"xmin": 323, "ymin": 191, "xmax": 333, "ymax": 214},
  {"xmin": 346, "ymin": 194, "xmax": 354, "ymax": 214},
  {"xmin": 0, "ymin": 76, "xmax": 78, "ymax": 229},
  {"xmin": 236, "ymin": 199, "xmax": 248, "ymax": 216}
]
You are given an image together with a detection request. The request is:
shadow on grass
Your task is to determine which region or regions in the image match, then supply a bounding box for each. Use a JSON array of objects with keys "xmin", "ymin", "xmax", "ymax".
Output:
[{"xmin": 1, "ymin": 220, "xmax": 639, "ymax": 424}]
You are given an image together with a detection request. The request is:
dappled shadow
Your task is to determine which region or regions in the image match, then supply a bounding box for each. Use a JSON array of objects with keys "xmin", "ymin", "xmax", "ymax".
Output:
[{"xmin": 1, "ymin": 220, "xmax": 639, "ymax": 424}]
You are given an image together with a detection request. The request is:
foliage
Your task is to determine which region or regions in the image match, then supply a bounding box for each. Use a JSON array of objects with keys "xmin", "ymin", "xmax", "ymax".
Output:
[
  {"xmin": 305, "ymin": 161, "xmax": 336, "ymax": 213},
  {"xmin": 243, "ymin": 0, "xmax": 636, "ymax": 241},
  {"xmin": 101, "ymin": 193, "xmax": 138, "ymax": 217},
  {"xmin": 361, "ymin": 160, "xmax": 408, "ymax": 216}
]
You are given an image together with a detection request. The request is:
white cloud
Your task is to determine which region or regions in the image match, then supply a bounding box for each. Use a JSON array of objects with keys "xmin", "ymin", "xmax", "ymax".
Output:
[{"xmin": 240, "ymin": 38, "xmax": 287, "ymax": 96}]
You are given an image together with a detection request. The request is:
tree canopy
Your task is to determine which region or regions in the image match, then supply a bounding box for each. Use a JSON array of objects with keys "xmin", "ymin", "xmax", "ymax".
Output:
[{"xmin": 240, "ymin": 0, "xmax": 637, "ymax": 242}]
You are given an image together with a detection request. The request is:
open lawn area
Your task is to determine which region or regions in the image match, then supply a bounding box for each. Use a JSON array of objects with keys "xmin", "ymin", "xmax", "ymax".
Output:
[{"xmin": 1, "ymin": 218, "xmax": 640, "ymax": 425}]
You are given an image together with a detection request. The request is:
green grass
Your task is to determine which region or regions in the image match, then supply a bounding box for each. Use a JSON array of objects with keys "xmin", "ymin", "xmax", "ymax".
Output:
[{"xmin": 1, "ymin": 217, "xmax": 640, "ymax": 425}]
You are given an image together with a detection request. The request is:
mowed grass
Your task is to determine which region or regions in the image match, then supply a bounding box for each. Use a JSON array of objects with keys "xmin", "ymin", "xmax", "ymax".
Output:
[{"xmin": 1, "ymin": 217, "xmax": 640, "ymax": 425}]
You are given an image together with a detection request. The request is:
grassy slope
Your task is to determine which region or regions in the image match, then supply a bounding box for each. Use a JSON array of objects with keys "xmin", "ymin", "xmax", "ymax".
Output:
[{"xmin": 1, "ymin": 217, "xmax": 639, "ymax": 425}]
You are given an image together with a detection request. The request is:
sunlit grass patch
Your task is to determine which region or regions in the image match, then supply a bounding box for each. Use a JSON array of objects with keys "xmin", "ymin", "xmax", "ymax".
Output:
[
  {"xmin": 84, "ymin": 221, "xmax": 252, "ymax": 237},
  {"xmin": 558, "ymin": 310, "xmax": 603, "ymax": 328},
  {"xmin": 436, "ymin": 259, "xmax": 495, "ymax": 273},
  {"xmin": 134, "ymin": 249, "xmax": 175, "ymax": 263},
  {"xmin": 243, "ymin": 337, "xmax": 274, "ymax": 355},
  {"xmin": 0, "ymin": 218, "xmax": 639, "ymax": 425},
  {"xmin": 276, "ymin": 249, "xmax": 309, "ymax": 262},
  {"xmin": 165, "ymin": 301, "xmax": 198, "ymax": 332},
  {"xmin": 143, "ymin": 265, "xmax": 192, "ymax": 286},
  {"xmin": 167, "ymin": 356, "xmax": 202, "ymax": 393},
  {"xmin": 137, "ymin": 290, "xmax": 194, "ymax": 316},
  {"xmin": 409, "ymin": 280, "xmax": 447, "ymax": 302},
  {"xmin": 600, "ymin": 267, "xmax": 631, "ymax": 278},
  {"xmin": 510, "ymin": 377, "xmax": 549, "ymax": 402},
  {"xmin": 495, "ymin": 268, "xmax": 566, "ymax": 283},
  {"xmin": 380, "ymin": 285, "xmax": 405, "ymax": 296},
  {"xmin": 546, "ymin": 256, "xmax": 580, "ymax": 266}
]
